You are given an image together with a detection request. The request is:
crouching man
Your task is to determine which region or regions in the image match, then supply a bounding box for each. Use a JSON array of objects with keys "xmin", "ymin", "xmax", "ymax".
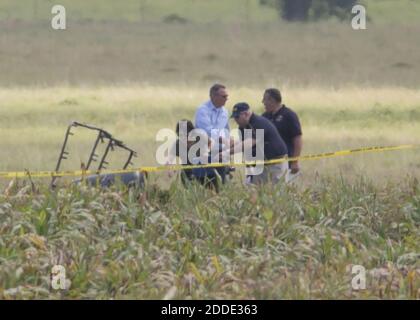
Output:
[
  {"xmin": 226, "ymin": 102, "xmax": 288, "ymax": 185},
  {"xmin": 166, "ymin": 119, "xmax": 227, "ymax": 192}
]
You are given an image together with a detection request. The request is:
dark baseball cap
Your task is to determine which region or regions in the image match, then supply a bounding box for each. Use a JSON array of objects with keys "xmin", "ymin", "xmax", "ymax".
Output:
[{"xmin": 231, "ymin": 102, "xmax": 250, "ymax": 118}]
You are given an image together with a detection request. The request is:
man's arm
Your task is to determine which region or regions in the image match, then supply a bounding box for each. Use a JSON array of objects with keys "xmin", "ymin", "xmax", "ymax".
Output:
[
  {"xmin": 214, "ymin": 109, "xmax": 230, "ymax": 140},
  {"xmin": 228, "ymin": 138, "xmax": 255, "ymax": 155},
  {"xmin": 290, "ymin": 135, "xmax": 303, "ymax": 173},
  {"xmin": 223, "ymin": 109, "xmax": 230, "ymax": 134},
  {"xmin": 287, "ymin": 110, "xmax": 303, "ymax": 174},
  {"xmin": 195, "ymin": 107, "xmax": 213, "ymax": 137}
]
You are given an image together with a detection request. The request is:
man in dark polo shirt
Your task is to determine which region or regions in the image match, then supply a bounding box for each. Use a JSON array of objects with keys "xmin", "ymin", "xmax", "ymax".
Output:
[
  {"xmin": 262, "ymin": 88, "xmax": 303, "ymax": 175},
  {"xmin": 227, "ymin": 102, "xmax": 288, "ymax": 185}
]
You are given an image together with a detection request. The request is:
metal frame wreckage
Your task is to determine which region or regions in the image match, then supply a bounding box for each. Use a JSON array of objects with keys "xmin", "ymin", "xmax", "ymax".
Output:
[{"xmin": 51, "ymin": 121, "xmax": 145, "ymax": 189}]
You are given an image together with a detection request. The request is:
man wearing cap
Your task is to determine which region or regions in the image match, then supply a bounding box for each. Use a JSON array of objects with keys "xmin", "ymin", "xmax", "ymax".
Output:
[
  {"xmin": 262, "ymin": 88, "xmax": 303, "ymax": 175},
  {"xmin": 227, "ymin": 102, "xmax": 288, "ymax": 185}
]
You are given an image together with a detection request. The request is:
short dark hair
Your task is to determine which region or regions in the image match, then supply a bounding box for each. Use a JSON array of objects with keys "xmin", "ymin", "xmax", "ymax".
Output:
[
  {"xmin": 176, "ymin": 119, "xmax": 195, "ymax": 136},
  {"xmin": 210, "ymin": 83, "xmax": 226, "ymax": 97},
  {"xmin": 264, "ymin": 88, "xmax": 282, "ymax": 103}
]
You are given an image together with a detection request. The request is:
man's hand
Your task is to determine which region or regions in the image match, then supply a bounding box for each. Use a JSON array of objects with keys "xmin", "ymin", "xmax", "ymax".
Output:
[{"xmin": 290, "ymin": 161, "xmax": 300, "ymax": 174}]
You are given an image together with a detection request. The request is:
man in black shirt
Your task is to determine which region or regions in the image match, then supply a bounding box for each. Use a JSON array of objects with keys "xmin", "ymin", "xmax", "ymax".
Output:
[
  {"xmin": 262, "ymin": 88, "xmax": 303, "ymax": 175},
  {"xmin": 227, "ymin": 102, "xmax": 288, "ymax": 185}
]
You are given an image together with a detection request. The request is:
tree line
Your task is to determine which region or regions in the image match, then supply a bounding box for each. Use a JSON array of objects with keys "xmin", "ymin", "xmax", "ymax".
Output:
[{"xmin": 260, "ymin": 0, "xmax": 358, "ymax": 21}]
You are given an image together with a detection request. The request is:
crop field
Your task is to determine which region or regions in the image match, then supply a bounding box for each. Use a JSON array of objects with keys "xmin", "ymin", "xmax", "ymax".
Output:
[
  {"xmin": 1, "ymin": 174, "xmax": 419, "ymax": 299},
  {"xmin": 0, "ymin": 0, "xmax": 419, "ymax": 300},
  {"xmin": 0, "ymin": 85, "xmax": 419, "ymax": 299}
]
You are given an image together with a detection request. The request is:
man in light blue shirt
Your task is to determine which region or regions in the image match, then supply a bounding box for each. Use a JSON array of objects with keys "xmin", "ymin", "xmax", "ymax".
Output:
[
  {"xmin": 194, "ymin": 83, "xmax": 231, "ymax": 180},
  {"xmin": 195, "ymin": 83, "xmax": 230, "ymax": 142}
]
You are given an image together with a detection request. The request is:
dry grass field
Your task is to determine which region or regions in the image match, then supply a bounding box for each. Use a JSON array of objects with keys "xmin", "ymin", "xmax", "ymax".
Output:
[{"xmin": 0, "ymin": 0, "xmax": 419, "ymax": 300}]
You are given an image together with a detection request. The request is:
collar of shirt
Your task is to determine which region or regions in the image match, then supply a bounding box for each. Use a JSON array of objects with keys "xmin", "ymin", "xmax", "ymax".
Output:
[
  {"xmin": 248, "ymin": 113, "xmax": 257, "ymax": 126},
  {"xmin": 272, "ymin": 104, "xmax": 286, "ymax": 117},
  {"xmin": 207, "ymin": 100, "xmax": 224, "ymax": 112}
]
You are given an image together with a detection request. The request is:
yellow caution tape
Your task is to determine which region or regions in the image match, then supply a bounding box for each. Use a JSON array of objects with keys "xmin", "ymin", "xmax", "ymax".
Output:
[{"xmin": 0, "ymin": 144, "xmax": 417, "ymax": 179}]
